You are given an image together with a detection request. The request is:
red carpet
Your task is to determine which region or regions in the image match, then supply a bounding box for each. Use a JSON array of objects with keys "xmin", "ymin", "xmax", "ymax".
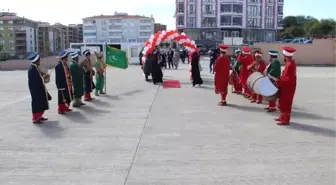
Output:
[{"xmin": 162, "ymin": 80, "xmax": 181, "ymax": 89}]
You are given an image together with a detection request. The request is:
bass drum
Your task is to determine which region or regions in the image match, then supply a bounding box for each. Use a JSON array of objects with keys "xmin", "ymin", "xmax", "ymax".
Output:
[{"xmin": 247, "ymin": 72, "xmax": 278, "ymax": 99}]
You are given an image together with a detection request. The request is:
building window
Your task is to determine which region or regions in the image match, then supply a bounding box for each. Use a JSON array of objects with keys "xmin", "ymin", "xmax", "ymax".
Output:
[
  {"xmin": 266, "ymin": 18, "xmax": 274, "ymax": 28},
  {"xmin": 277, "ymin": 6, "xmax": 283, "ymax": 15},
  {"xmin": 220, "ymin": 15, "xmax": 231, "ymax": 25},
  {"xmin": 139, "ymin": 32, "xmax": 151, "ymax": 37},
  {"xmin": 277, "ymin": 18, "xmax": 283, "ymax": 27},
  {"xmin": 248, "ymin": 18, "xmax": 261, "ymax": 28},
  {"xmin": 266, "ymin": 6, "xmax": 274, "ymax": 16},
  {"xmin": 201, "ymin": 17, "xmax": 216, "ymax": 27},
  {"xmin": 109, "ymin": 32, "xmax": 122, "ymax": 36},
  {"xmin": 187, "ymin": 17, "xmax": 196, "ymax": 28},
  {"xmin": 178, "ymin": 3, "xmax": 184, "ymax": 12},
  {"xmin": 231, "ymin": 31, "xmax": 239, "ymax": 37},
  {"xmin": 178, "ymin": 16, "xmax": 184, "ymax": 25},
  {"xmin": 222, "ymin": 31, "xmax": 229, "ymax": 37},
  {"xmin": 220, "ymin": 4, "xmax": 232, "ymax": 12},
  {"xmin": 8, "ymin": 21, "xmax": 13, "ymax": 24},
  {"xmin": 188, "ymin": 4, "xmax": 195, "ymax": 14},
  {"xmin": 84, "ymin": 26, "xmax": 96, "ymax": 30},
  {"xmin": 232, "ymin": 16, "xmax": 242, "ymax": 26},
  {"xmin": 140, "ymin": 26, "xmax": 151, "ymax": 30},
  {"xmin": 0, "ymin": 21, "xmax": 3, "ymax": 24},
  {"xmin": 248, "ymin": 5, "xmax": 261, "ymax": 16},
  {"xmin": 203, "ymin": 5, "xmax": 215, "ymax": 15},
  {"xmin": 83, "ymin": 32, "xmax": 96, "ymax": 36},
  {"xmin": 233, "ymin": 4, "xmax": 243, "ymax": 13}
]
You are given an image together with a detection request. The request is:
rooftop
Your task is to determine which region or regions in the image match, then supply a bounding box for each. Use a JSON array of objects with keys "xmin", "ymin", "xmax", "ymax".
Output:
[{"xmin": 83, "ymin": 12, "xmax": 153, "ymax": 20}]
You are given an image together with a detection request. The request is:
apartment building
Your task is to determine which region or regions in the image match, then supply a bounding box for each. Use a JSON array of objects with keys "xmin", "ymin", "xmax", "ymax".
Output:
[
  {"xmin": 68, "ymin": 24, "xmax": 83, "ymax": 43},
  {"xmin": 175, "ymin": 0, "xmax": 284, "ymax": 42},
  {"xmin": 82, "ymin": 12, "xmax": 155, "ymax": 44},
  {"xmin": 0, "ymin": 11, "xmax": 38, "ymax": 59},
  {"xmin": 154, "ymin": 23, "xmax": 167, "ymax": 33}
]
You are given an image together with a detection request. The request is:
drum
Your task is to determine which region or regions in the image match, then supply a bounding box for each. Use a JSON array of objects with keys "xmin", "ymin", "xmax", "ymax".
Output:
[{"xmin": 247, "ymin": 72, "xmax": 278, "ymax": 99}]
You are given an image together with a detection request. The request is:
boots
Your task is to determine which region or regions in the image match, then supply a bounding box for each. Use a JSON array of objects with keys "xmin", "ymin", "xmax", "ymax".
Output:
[
  {"xmin": 99, "ymin": 90, "xmax": 106, "ymax": 95},
  {"xmin": 72, "ymin": 98, "xmax": 81, "ymax": 107},
  {"xmin": 275, "ymin": 114, "xmax": 290, "ymax": 125}
]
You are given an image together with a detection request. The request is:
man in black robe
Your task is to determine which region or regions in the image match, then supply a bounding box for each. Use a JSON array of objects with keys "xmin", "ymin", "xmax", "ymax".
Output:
[
  {"xmin": 167, "ymin": 48, "xmax": 174, "ymax": 69},
  {"xmin": 55, "ymin": 50, "xmax": 73, "ymax": 114},
  {"xmin": 151, "ymin": 50, "xmax": 163, "ymax": 85},
  {"xmin": 80, "ymin": 49, "xmax": 95, "ymax": 101},
  {"xmin": 191, "ymin": 51, "xmax": 203, "ymax": 87},
  {"xmin": 28, "ymin": 52, "xmax": 52, "ymax": 124}
]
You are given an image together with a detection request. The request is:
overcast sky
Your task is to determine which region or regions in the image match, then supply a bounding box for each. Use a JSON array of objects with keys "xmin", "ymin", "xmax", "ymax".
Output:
[{"xmin": 2, "ymin": 0, "xmax": 335, "ymax": 30}]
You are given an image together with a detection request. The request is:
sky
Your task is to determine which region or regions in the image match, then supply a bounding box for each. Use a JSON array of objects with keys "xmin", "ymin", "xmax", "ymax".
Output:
[{"xmin": 2, "ymin": 0, "xmax": 336, "ymax": 30}]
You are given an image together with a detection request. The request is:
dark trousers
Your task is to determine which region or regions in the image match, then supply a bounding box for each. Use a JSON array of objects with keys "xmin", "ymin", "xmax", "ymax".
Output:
[
  {"xmin": 209, "ymin": 60, "xmax": 215, "ymax": 73},
  {"xmin": 168, "ymin": 58, "xmax": 174, "ymax": 69}
]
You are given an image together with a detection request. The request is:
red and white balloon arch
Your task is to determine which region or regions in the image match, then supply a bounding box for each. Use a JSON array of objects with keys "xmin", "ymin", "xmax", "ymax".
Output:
[{"xmin": 141, "ymin": 30, "xmax": 199, "ymax": 65}]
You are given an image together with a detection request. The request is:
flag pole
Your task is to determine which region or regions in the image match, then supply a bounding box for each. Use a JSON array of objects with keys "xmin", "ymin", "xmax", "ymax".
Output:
[{"xmin": 104, "ymin": 42, "xmax": 107, "ymax": 94}]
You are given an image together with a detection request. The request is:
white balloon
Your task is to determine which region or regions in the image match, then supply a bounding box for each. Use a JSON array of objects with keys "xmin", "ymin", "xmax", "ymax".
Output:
[
  {"xmin": 141, "ymin": 56, "xmax": 146, "ymax": 61},
  {"xmin": 191, "ymin": 40, "xmax": 195, "ymax": 45},
  {"xmin": 162, "ymin": 30, "xmax": 166, "ymax": 35},
  {"xmin": 178, "ymin": 40, "xmax": 183, "ymax": 44},
  {"xmin": 173, "ymin": 33, "xmax": 179, "ymax": 38},
  {"xmin": 142, "ymin": 50, "xmax": 146, "ymax": 55},
  {"xmin": 186, "ymin": 38, "xmax": 191, "ymax": 43},
  {"xmin": 190, "ymin": 49, "xmax": 195, "ymax": 53},
  {"xmin": 181, "ymin": 32, "xmax": 186, "ymax": 36},
  {"xmin": 156, "ymin": 40, "xmax": 160, "ymax": 46}
]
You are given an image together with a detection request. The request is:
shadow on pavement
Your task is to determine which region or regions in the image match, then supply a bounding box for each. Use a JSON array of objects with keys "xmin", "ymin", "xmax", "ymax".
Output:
[
  {"xmin": 287, "ymin": 122, "xmax": 336, "ymax": 138},
  {"xmin": 291, "ymin": 111, "xmax": 334, "ymax": 121},
  {"xmin": 80, "ymin": 105, "xmax": 111, "ymax": 115},
  {"xmin": 65, "ymin": 111, "xmax": 91, "ymax": 123},
  {"xmin": 90, "ymin": 99, "xmax": 112, "ymax": 106},
  {"xmin": 227, "ymin": 104, "xmax": 278, "ymax": 114},
  {"xmin": 36, "ymin": 120, "xmax": 64, "ymax": 138}
]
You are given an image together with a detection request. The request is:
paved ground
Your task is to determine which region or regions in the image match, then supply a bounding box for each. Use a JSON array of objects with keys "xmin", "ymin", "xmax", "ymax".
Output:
[{"xmin": 0, "ymin": 60, "xmax": 335, "ymax": 185}]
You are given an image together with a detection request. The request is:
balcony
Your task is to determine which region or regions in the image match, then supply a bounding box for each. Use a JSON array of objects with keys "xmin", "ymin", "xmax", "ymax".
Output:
[
  {"xmin": 177, "ymin": 9, "xmax": 184, "ymax": 14},
  {"xmin": 203, "ymin": 11, "xmax": 216, "ymax": 17}
]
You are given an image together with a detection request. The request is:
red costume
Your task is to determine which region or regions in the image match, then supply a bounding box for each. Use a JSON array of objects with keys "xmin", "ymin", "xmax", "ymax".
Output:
[
  {"xmin": 214, "ymin": 44, "xmax": 230, "ymax": 105},
  {"xmin": 249, "ymin": 51, "xmax": 266, "ymax": 103},
  {"xmin": 275, "ymin": 46, "xmax": 297, "ymax": 125},
  {"xmin": 237, "ymin": 46, "xmax": 254, "ymax": 97}
]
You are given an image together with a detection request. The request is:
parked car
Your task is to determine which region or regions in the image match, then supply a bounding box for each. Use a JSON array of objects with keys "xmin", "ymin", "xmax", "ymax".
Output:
[{"xmin": 196, "ymin": 44, "xmax": 208, "ymax": 55}]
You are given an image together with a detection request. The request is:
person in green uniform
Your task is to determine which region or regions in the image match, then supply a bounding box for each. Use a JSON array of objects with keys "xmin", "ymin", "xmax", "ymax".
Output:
[
  {"xmin": 264, "ymin": 49, "xmax": 281, "ymax": 112},
  {"xmin": 230, "ymin": 49, "xmax": 242, "ymax": 93},
  {"xmin": 94, "ymin": 51, "xmax": 106, "ymax": 96},
  {"xmin": 69, "ymin": 52, "xmax": 85, "ymax": 107}
]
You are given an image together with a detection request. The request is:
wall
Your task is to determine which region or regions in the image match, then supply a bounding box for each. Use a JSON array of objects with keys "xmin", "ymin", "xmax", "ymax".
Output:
[
  {"xmin": 0, "ymin": 56, "xmax": 86, "ymax": 70},
  {"xmin": 255, "ymin": 39, "xmax": 336, "ymax": 65}
]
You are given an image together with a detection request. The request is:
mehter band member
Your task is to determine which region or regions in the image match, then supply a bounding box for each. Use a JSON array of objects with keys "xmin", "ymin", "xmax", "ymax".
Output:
[
  {"xmin": 81, "ymin": 49, "xmax": 95, "ymax": 101},
  {"xmin": 69, "ymin": 52, "xmax": 85, "ymax": 107},
  {"xmin": 272, "ymin": 46, "xmax": 297, "ymax": 125},
  {"xmin": 27, "ymin": 52, "xmax": 52, "ymax": 124},
  {"xmin": 55, "ymin": 50, "xmax": 73, "ymax": 114},
  {"xmin": 214, "ymin": 44, "xmax": 231, "ymax": 106}
]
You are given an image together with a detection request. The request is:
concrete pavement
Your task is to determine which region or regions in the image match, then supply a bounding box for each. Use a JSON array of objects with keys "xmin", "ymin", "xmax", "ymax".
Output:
[{"xmin": 0, "ymin": 60, "xmax": 335, "ymax": 185}]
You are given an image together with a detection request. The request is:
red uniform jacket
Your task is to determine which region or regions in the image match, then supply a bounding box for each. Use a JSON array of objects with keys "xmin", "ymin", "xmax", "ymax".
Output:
[
  {"xmin": 237, "ymin": 54, "xmax": 254, "ymax": 84},
  {"xmin": 248, "ymin": 60, "xmax": 266, "ymax": 73},
  {"xmin": 214, "ymin": 55, "xmax": 230, "ymax": 94},
  {"xmin": 277, "ymin": 59, "xmax": 297, "ymax": 113}
]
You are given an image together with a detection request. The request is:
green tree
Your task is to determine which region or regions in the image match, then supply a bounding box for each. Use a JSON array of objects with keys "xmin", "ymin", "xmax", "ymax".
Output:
[
  {"xmin": 319, "ymin": 19, "xmax": 335, "ymax": 35},
  {"xmin": 0, "ymin": 45, "xmax": 3, "ymax": 52}
]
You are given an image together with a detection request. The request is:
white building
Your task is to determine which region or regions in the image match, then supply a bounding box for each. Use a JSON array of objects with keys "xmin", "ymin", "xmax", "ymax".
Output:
[
  {"xmin": 175, "ymin": 0, "xmax": 284, "ymax": 42},
  {"xmin": 82, "ymin": 12, "xmax": 155, "ymax": 44}
]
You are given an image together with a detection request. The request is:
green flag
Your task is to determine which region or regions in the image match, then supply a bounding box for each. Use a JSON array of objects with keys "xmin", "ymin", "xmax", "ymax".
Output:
[{"xmin": 105, "ymin": 45, "xmax": 128, "ymax": 69}]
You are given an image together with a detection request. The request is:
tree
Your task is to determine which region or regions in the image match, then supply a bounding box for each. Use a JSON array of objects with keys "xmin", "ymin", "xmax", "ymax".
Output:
[
  {"xmin": 0, "ymin": 45, "xmax": 3, "ymax": 52},
  {"xmin": 281, "ymin": 15, "xmax": 335, "ymax": 39}
]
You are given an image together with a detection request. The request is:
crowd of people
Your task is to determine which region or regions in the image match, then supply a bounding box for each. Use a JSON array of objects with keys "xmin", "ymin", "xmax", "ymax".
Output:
[
  {"xmin": 27, "ymin": 49, "xmax": 106, "ymax": 124},
  {"xmin": 139, "ymin": 47, "xmax": 190, "ymax": 84},
  {"xmin": 212, "ymin": 44, "xmax": 297, "ymax": 126},
  {"xmin": 26, "ymin": 43, "xmax": 297, "ymax": 126}
]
